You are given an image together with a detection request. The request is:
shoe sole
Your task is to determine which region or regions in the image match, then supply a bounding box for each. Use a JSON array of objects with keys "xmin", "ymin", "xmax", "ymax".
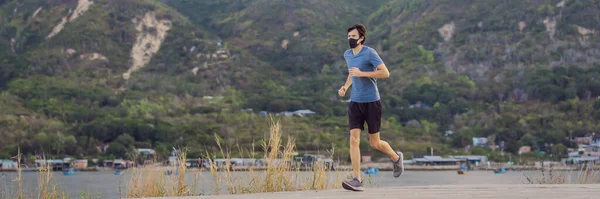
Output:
[
  {"xmin": 342, "ymin": 181, "xmax": 364, "ymax": 191},
  {"xmin": 393, "ymin": 152, "xmax": 404, "ymax": 178}
]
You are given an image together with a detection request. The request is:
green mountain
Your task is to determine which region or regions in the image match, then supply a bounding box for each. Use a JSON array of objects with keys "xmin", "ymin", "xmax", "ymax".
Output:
[
  {"xmin": 0, "ymin": 0, "xmax": 274, "ymax": 159},
  {"xmin": 368, "ymin": 0, "xmax": 600, "ymax": 93},
  {"xmin": 1, "ymin": 0, "xmax": 599, "ymax": 162}
]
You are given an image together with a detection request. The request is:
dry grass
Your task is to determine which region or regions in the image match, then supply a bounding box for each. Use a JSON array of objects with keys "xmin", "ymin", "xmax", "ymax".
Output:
[
  {"xmin": 523, "ymin": 163, "xmax": 565, "ymax": 184},
  {"xmin": 123, "ymin": 119, "xmax": 348, "ymax": 197},
  {"xmin": 124, "ymin": 149, "xmax": 193, "ymax": 198},
  {"xmin": 570, "ymin": 164, "xmax": 600, "ymax": 184},
  {"xmin": 17, "ymin": 148, "xmax": 24, "ymax": 199},
  {"xmin": 36, "ymin": 158, "xmax": 70, "ymax": 199},
  {"xmin": 124, "ymin": 167, "xmax": 169, "ymax": 197},
  {"xmin": 203, "ymin": 119, "xmax": 350, "ymax": 195},
  {"xmin": 523, "ymin": 163, "xmax": 600, "ymax": 184}
]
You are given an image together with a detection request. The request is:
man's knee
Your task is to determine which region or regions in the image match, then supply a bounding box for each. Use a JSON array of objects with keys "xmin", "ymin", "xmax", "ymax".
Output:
[
  {"xmin": 350, "ymin": 129, "xmax": 360, "ymax": 146},
  {"xmin": 350, "ymin": 136, "xmax": 360, "ymax": 146}
]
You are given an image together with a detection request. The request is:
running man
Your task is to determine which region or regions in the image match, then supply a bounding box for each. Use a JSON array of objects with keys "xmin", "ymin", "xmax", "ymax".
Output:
[{"xmin": 338, "ymin": 24, "xmax": 404, "ymax": 191}]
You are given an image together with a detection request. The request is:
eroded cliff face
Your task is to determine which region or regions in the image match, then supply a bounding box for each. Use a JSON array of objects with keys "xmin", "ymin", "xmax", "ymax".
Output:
[
  {"xmin": 69, "ymin": 0, "xmax": 93, "ymax": 22},
  {"xmin": 47, "ymin": 0, "xmax": 94, "ymax": 39},
  {"xmin": 123, "ymin": 12, "xmax": 172, "ymax": 80}
]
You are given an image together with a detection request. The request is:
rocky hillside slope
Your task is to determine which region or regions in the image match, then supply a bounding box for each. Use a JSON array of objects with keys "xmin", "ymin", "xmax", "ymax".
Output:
[{"xmin": 1, "ymin": 0, "xmax": 599, "ymax": 160}]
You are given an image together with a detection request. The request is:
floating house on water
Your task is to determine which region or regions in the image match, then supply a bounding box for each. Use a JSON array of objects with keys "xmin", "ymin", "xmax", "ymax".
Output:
[{"xmin": 411, "ymin": 156, "xmax": 463, "ymax": 166}]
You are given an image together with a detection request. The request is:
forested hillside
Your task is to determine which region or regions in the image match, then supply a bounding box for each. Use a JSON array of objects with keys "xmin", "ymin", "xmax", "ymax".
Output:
[{"xmin": 1, "ymin": 0, "xmax": 599, "ymax": 162}]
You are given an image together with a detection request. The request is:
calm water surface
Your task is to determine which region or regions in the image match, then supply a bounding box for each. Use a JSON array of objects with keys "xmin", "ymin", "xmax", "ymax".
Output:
[{"xmin": 0, "ymin": 170, "xmax": 590, "ymax": 198}]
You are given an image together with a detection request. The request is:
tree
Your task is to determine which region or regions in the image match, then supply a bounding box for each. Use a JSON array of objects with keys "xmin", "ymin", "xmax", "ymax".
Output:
[
  {"xmin": 545, "ymin": 130, "xmax": 566, "ymax": 145},
  {"xmin": 115, "ymin": 134, "xmax": 135, "ymax": 148},
  {"xmin": 593, "ymin": 99, "xmax": 600, "ymax": 110},
  {"xmin": 451, "ymin": 129, "xmax": 475, "ymax": 148},
  {"xmin": 34, "ymin": 132, "xmax": 50, "ymax": 152},
  {"xmin": 106, "ymin": 142, "xmax": 128, "ymax": 159},
  {"xmin": 0, "ymin": 150, "xmax": 9, "ymax": 159},
  {"xmin": 504, "ymin": 139, "xmax": 521, "ymax": 154},
  {"xmin": 519, "ymin": 133, "xmax": 534, "ymax": 147},
  {"xmin": 551, "ymin": 144, "xmax": 567, "ymax": 160},
  {"xmin": 154, "ymin": 142, "xmax": 170, "ymax": 160},
  {"xmin": 48, "ymin": 134, "xmax": 66, "ymax": 156},
  {"xmin": 62, "ymin": 135, "xmax": 78, "ymax": 156},
  {"xmin": 0, "ymin": 53, "xmax": 28, "ymax": 89},
  {"xmin": 471, "ymin": 147, "xmax": 490, "ymax": 156}
]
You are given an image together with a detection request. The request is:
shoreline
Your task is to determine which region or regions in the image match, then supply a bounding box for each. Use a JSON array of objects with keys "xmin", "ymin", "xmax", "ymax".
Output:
[
  {"xmin": 0, "ymin": 165, "xmax": 582, "ymax": 172},
  {"xmin": 0, "ymin": 167, "xmax": 101, "ymax": 172}
]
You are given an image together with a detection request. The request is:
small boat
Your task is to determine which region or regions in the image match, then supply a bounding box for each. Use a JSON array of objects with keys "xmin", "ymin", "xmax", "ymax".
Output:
[
  {"xmin": 165, "ymin": 170, "xmax": 179, "ymax": 176},
  {"xmin": 114, "ymin": 170, "xmax": 124, "ymax": 175},
  {"xmin": 457, "ymin": 164, "xmax": 468, "ymax": 175},
  {"xmin": 493, "ymin": 168, "xmax": 507, "ymax": 174},
  {"xmin": 63, "ymin": 168, "xmax": 75, "ymax": 176},
  {"xmin": 363, "ymin": 167, "xmax": 379, "ymax": 175}
]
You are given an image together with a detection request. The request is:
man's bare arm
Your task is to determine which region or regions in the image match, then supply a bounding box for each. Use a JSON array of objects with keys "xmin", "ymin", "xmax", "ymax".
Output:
[
  {"xmin": 338, "ymin": 74, "xmax": 352, "ymax": 97},
  {"xmin": 343, "ymin": 75, "xmax": 352, "ymax": 90}
]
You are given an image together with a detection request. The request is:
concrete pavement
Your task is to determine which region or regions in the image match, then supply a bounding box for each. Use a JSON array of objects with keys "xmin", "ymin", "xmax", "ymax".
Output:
[{"xmin": 137, "ymin": 184, "xmax": 600, "ymax": 199}]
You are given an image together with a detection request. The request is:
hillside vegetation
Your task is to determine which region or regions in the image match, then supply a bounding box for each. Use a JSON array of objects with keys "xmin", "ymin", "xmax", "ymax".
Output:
[{"xmin": 1, "ymin": 0, "xmax": 599, "ymax": 163}]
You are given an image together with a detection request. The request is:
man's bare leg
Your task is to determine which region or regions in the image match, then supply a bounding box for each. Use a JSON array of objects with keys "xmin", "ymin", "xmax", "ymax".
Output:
[
  {"xmin": 369, "ymin": 132, "xmax": 404, "ymax": 177},
  {"xmin": 368, "ymin": 132, "xmax": 399, "ymax": 161},
  {"xmin": 350, "ymin": 129, "xmax": 361, "ymax": 181}
]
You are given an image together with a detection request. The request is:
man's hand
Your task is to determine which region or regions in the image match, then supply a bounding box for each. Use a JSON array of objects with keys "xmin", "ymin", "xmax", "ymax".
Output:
[
  {"xmin": 338, "ymin": 86, "xmax": 347, "ymax": 97},
  {"xmin": 349, "ymin": 64, "xmax": 390, "ymax": 79},
  {"xmin": 349, "ymin": 67, "xmax": 364, "ymax": 77}
]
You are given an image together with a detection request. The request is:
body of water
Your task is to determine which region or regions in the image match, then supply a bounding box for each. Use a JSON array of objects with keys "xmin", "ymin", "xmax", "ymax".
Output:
[{"xmin": 0, "ymin": 170, "xmax": 591, "ymax": 198}]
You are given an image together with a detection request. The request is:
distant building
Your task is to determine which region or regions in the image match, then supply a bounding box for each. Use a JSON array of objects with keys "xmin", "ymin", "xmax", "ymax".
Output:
[
  {"xmin": 281, "ymin": 109, "xmax": 316, "ymax": 117},
  {"xmin": 135, "ymin": 148, "xmax": 155, "ymax": 155},
  {"xmin": 519, "ymin": 146, "xmax": 531, "ymax": 154},
  {"xmin": 581, "ymin": 152, "xmax": 600, "ymax": 157},
  {"xmin": 227, "ymin": 158, "xmax": 259, "ymax": 167},
  {"xmin": 412, "ymin": 156, "xmax": 462, "ymax": 166},
  {"xmin": 104, "ymin": 159, "xmax": 133, "ymax": 169},
  {"xmin": 35, "ymin": 159, "xmax": 69, "ymax": 171},
  {"xmin": 570, "ymin": 156, "xmax": 599, "ymax": 164},
  {"xmin": 586, "ymin": 141, "xmax": 600, "ymax": 152},
  {"xmin": 135, "ymin": 148, "xmax": 156, "ymax": 158},
  {"xmin": 0, "ymin": 160, "xmax": 18, "ymax": 169},
  {"xmin": 449, "ymin": 155, "xmax": 488, "ymax": 165},
  {"xmin": 444, "ymin": 130, "xmax": 453, "ymax": 137},
  {"xmin": 573, "ymin": 137, "xmax": 593, "ymax": 145},
  {"xmin": 579, "ymin": 144, "xmax": 600, "ymax": 153},
  {"xmin": 568, "ymin": 151, "xmax": 582, "ymax": 157},
  {"xmin": 408, "ymin": 102, "xmax": 430, "ymax": 109},
  {"xmin": 185, "ymin": 158, "xmax": 207, "ymax": 168},
  {"xmin": 295, "ymin": 154, "xmax": 334, "ymax": 169},
  {"xmin": 472, "ymin": 137, "xmax": 488, "ymax": 147},
  {"xmin": 488, "ymin": 145, "xmax": 499, "ymax": 151},
  {"xmin": 72, "ymin": 160, "xmax": 88, "ymax": 169}
]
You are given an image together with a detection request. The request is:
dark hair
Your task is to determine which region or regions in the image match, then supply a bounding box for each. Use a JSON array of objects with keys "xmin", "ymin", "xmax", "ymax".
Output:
[{"xmin": 347, "ymin": 24, "xmax": 366, "ymax": 44}]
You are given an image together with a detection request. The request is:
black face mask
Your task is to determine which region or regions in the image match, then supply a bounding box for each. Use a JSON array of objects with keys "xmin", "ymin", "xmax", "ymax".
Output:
[{"xmin": 349, "ymin": 38, "xmax": 359, "ymax": 48}]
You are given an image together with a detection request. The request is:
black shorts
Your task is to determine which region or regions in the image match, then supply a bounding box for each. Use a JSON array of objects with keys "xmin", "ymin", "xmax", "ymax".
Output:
[{"xmin": 348, "ymin": 100, "xmax": 382, "ymax": 134}]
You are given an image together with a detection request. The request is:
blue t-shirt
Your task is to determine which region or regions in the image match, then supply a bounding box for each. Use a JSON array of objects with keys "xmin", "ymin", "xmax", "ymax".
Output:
[{"xmin": 344, "ymin": 46, "xmax": 384, "ymax": 103}]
